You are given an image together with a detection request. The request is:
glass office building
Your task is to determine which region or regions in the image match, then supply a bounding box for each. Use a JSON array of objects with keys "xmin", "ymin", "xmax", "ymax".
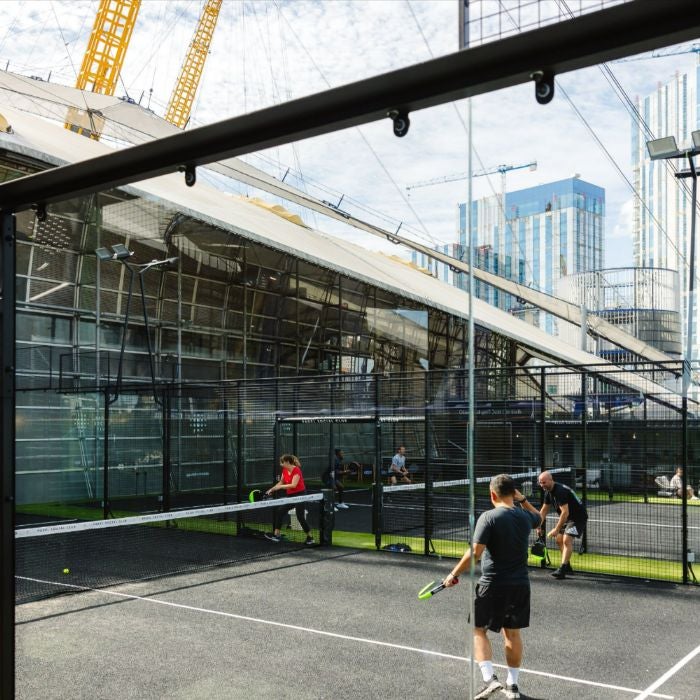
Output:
[
  {"xmin": 632, "ymin": 60, "xmax": 700, "ymax": 362},
  {"xmin": 416, "ymin": 178, "xmax": 605, "ymax": 335},
  {"xmin": 464, "ymin": 178, "xmax": 605, "ymax": 334}
]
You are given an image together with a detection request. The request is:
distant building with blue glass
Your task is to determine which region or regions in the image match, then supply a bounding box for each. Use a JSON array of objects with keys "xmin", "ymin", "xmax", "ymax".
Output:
[
  {"xmin": 414, "ymin": 177, "xmax": 605, "ymax": 335},
  {"xmin": 632, "ymin": 61, "xmax": 700, "ymax": 363}
]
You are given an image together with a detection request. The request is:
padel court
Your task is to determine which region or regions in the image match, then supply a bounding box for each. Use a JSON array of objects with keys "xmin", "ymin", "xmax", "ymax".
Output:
[{"xmin": 15, "ymin": 546, "xmax": 699, "ymax": 700}]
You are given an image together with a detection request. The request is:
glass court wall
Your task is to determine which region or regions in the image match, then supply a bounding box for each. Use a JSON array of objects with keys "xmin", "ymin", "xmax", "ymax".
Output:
[{"xmin": 4, "ymin": 151, "xmax": 517, "ymax": 509}]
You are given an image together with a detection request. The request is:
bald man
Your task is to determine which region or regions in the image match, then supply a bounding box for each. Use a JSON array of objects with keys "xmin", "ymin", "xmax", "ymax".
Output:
[{"xmin": 537, "ymin": 471, "xmax": 588, "ymax": 580}]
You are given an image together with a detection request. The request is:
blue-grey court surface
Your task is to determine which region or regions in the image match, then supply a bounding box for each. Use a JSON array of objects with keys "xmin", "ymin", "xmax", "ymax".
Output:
[{"xmin": 15, "ymin": 545, "xmax": 700, "ymax": 700}]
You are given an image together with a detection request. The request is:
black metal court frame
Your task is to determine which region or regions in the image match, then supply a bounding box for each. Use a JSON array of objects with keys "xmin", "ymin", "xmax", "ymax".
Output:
[{"xmin": 4, "ymin": 0, "xmax": 700, "ymax": 695}]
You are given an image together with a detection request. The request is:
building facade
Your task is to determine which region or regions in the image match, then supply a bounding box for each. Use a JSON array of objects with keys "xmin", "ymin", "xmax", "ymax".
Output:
[
  {"xmin": 632, "ymin": 59, "xmax": 700, "ymax": 361},
  {"xmin": 556, "ymin": 267, "xmax": 682, "ymax": 362},
  {"xmin": 415, "ymin": 177, "xmax": 605, "ymax": 336}
]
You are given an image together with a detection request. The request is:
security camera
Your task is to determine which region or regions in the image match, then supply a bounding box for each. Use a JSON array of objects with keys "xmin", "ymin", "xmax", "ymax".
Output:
[
  {"xmin": 180, "ymin": 164, "xmax": 197, "ymax": 187},
  {"xmin": 388, "ymin": 109, "xmax": 410, "ymax": 138},
  {"xmin": 530, "ymin": 70, "xmax": 555, "ymax": 105},
  {"xmin": 33, "ymin": 203, "xmax": 47, "ymax": 222}
]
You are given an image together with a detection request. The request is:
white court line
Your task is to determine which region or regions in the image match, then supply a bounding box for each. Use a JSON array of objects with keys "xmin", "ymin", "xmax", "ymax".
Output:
[
  {"xmin": 633, "ymin": 643, "xmax": 700, "ymax": 699},
  {"xmin": 19, "ymin": 576, "xmax": 673, "ymax": 699},
  {"xmin": 585, "ymin": 518, "xmax": 700, "ymax": 531},
  {"xmin": 347, "ymin": 504, "xmax": 700, "ymax": 530}
]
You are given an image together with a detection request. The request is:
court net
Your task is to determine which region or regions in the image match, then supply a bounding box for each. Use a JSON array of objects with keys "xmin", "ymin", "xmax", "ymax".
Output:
[
  {"xmin": 15, "ymin": 493, "xmax": 326, "ymax": 604},
  {"xmin": 379, "ymin": 467, "xmax": 573, "ymax": 557}
]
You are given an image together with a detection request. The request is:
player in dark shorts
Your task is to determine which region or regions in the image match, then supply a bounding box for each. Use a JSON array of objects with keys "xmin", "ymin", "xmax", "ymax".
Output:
[
  {"xmin": 321, "ymin": 448, "xmax": 349, "ymax": 511},
  {"xmin": 537, "ymin": 470, "xmax": 588, "ymax": 579},
  {"xmin": 442, "ymin": 474, "xmax": 543, "ymax": 700}
]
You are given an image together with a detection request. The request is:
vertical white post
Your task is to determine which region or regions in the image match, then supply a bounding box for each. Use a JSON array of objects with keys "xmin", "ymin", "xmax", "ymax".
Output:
[{"xmin": 459, "ymin": 2, "xmax": 475, "ymax": 698}]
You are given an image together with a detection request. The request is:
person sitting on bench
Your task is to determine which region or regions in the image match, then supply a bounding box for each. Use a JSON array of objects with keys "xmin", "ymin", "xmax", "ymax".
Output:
[{"xmin": 670, "ymin": 467, "xmax": 699, "ymax": 500}]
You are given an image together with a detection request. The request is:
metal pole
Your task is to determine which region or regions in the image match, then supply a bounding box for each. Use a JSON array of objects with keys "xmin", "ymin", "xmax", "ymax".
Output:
[
  {"xmin": 460, "ymin": 2, "xmax": 476, "ymax": 694},
  {"xmin": 581, "ymin": 370, "xmax": 588, "ymax": 553},
  {"xmin": 540, "ymin": 367, "xmax": 547, "ymax": 472},
  {"xmin": 682, "ymin": 155, "xmax": 697, "ymax": 399},
  {"xmin": 236, "ymin": 382, "xmax": 244, "ymax": 526},
  {"xmin": 682, "ymin": 396, "xmax": 689, "ymax": 584},
  {"xmin": 162, "ymin": 386, "xmax": 171, "ymax": 513},
  {"xmin": 1, "ymin": 211, "xmax": 16, "ymax": 699},
  {"xmin": 424, "ymin": 371, "xmax": 433, "ymax": 556},
  {"xmin": 103, "ymin": 389, "xmax": 111, "ymax": 519},
  {"xmin": 115, "ymin": 265, "xmax": 135, "ymax": 400},
  {"xmin": 223, "ymin": 397, "xmax": 229, "ymax": 505},
  {"xmin": 680, "ymin": 155, "xmax": 696, "ymax": 583},
  {"xmin": 373, "ymin": 373, "xmax": 383, "ymax": 550},
  {"xmin": 138, "ymin": 271, "xmax": 160, "ymax": 405}
]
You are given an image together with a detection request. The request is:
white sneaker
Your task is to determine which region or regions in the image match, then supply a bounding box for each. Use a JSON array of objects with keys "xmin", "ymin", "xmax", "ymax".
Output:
[
  {"xmin": 337, "ymin": 503, "xmax": 349, "ymax": 509},
  {"xmin": 474, "ymin": 675, "xmax": 502, "ymax": 699},
  {"xmin": 504, "ymin": 683, "xmax": 520, "ymax": 699}
]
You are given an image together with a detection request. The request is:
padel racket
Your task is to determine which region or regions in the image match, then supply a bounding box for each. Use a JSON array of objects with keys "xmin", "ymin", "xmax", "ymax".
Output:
[
  {"xmin": 248, "ymin": 489, "xmax": 272, "ymax": 503},
  {"xmin": 417, "ymin": 577, "xmax": 458, "ymax": 600}
]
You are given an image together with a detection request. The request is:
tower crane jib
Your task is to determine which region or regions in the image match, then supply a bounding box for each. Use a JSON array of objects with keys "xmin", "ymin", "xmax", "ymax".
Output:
[{"xmin": 165, "ymin": 0, "xmax": 223, "ymax": 129}]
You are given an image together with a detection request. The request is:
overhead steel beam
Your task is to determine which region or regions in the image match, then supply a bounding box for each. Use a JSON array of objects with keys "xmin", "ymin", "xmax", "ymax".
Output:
[{"xmin": 0, "ymin": 0, "xmax": 699, "ymax": 211}]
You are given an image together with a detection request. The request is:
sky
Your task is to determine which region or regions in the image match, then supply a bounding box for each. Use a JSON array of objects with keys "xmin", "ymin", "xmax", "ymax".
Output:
[{"xmin": 0, "ymin": 0, "xmax": 698, "ymax": 269}]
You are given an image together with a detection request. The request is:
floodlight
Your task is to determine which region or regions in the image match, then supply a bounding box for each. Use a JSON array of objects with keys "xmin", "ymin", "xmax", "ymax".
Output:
[
  {"xmin": 692, "ymin": 130, "xmax": 700, "ymax": 150},
  {"xmin": 646, "ymin": 136, "xmax": 682, "ymax": 160},
  {"xmin": 111, "ymin": 243, "xmax": 132, "ymax": 260},
  {"xmin": 95, "ymin": 247, "xmax": 112, "ymax": 261},
  {"xmin": 139, "ymin": 256, "xmax": 178, "ymax": 272}
]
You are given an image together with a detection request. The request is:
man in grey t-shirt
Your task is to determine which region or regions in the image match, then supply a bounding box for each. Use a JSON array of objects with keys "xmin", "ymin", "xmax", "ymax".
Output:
[
  {"xmin": 389, "ymin": 445, "xmax": 411, "ymax": 484},
  {"xmin": 443, "ymin": 474, "xmax": 542, "ymax": 700}
]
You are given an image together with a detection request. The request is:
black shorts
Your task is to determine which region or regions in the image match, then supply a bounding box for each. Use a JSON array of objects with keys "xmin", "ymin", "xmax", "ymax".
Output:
[
  {"xmin": 561, "ymin": 520, "xmax": 587, "ymax": 538},
  {"xmin": 474, "ymin": 583, "xmax": 530, "ymax": 632}
]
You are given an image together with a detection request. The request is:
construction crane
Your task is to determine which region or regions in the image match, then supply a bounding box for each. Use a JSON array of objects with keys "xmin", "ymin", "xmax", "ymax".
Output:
[
  {"xmin": 613, "ymin": 43, "xmax": 700, "ymax": 63},
  {"xmin": 165, "ymin": 0, "xmax": 223, "ymax": 129},
  {"xmin": 406, "ymin": 161, "xmax": 537, "ymax": 193},
  {"xmin": 65, "ymin": 0, "xmax": 142, "ymax": 140},
  {"xmin": 406, "ymin": 161, "xmax": 537, "ymax": 242}
]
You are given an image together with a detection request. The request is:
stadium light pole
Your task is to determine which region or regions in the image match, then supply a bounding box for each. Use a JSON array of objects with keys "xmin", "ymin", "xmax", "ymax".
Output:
[
  {"xmin": 646, "ymin": 133, "xmax": 700, "ymax": 397},
  {"xmin": 94, "ymin": 246, "xmax": 177, "ymax": 404},
  {"xmin": 646, "ymin": 131, "xmax": 700, "ymax": 584}
]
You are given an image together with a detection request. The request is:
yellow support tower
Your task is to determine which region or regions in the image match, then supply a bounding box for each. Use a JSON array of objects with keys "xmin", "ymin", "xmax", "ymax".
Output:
[
  {"xmin": 65, "ymin": 0, "xmax": 142, "ymax": 140},
  {"xmin": 165, "ymin": 0, "xmax": 223, "ymax": 129}
]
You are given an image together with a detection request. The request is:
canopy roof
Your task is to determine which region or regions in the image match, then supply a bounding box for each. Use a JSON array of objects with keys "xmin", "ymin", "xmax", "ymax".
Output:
[{"xmin": 0, "ymin": 99, "xmax": 687, "ymax": 408}]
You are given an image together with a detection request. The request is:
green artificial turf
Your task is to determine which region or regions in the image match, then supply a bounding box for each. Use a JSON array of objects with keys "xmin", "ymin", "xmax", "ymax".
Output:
[{"xmin": 331, "ymin": 530, "xmax": 685, "ymax": 583}]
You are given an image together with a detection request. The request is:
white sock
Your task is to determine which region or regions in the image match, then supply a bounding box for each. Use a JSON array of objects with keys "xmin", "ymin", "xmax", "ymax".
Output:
[
  {"xmin": 478, "ymin": 660, "xmax": 494, "ymax": 681},
  {"xmin": 506, "ymin": 667, "xmax": 520, "ymax": 686}
]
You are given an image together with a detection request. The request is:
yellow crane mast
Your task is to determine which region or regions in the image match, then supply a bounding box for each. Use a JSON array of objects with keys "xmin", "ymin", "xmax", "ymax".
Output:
[
  {"xmin": 165, "ymin": 0, "xmax": 223, "ymax": 129},
  {"xmin": 65, "ymin": 0, "xmax": 142, "ymax": 140}
]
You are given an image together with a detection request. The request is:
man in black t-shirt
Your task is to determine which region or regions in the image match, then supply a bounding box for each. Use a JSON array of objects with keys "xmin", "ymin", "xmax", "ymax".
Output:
[
  {"xmin": 538, "ymin": 470, "xmax": 588, "ymax": 580},
  {"xmin": 442, "ymin": 474, "xmax": 542, "ymax": 700}
]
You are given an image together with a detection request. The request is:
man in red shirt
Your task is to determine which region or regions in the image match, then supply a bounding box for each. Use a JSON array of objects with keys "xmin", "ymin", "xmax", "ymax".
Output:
[{"xmin": 265, "ymin": 454, "xmax": 314, "ymax": 545}]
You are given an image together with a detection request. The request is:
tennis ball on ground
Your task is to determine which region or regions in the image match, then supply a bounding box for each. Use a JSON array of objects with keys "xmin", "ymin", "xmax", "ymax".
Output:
[{"xmin": 62, "ymin": 568, "xmax": 70, "ymax": 575}]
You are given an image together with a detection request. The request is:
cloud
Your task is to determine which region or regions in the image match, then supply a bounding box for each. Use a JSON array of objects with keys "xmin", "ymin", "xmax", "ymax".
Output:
[
  {"xmin": 0, "ymin": 0, "xmax": 697, "ymax": 271},
  {"xmin": 611, "ymin": 197, "xmax": 635, "ymax": 240}
]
